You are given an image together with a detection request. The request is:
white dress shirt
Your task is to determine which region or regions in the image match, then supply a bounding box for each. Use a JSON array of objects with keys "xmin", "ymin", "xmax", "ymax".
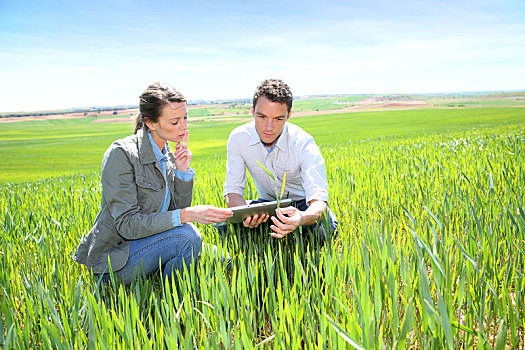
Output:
[{"xmin": 223, "ymin": 121, "xmax": 328, "ymax": 203}]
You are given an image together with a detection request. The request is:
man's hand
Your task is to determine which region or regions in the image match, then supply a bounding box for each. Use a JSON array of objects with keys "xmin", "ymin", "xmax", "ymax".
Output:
[
  {"xmin": 225, "ymin": 193, "xmax": 269, "ymax": 228},
  {"xmin": 268, "ymin": 200, "xmax": 327, "ymax": 238},
  {"xmin": 242, "ymin": 213, "xmax": 270, "ymax": 228},
  {"xmin": 174, "ymin": 130, "xmax": 192, "ymax": 172},
  {"xmin": 269, "ymin": 206, "xmax": 304, "ymax": 238}
]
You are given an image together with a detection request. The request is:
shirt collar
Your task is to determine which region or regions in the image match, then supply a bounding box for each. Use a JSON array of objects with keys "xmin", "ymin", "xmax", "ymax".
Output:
[
  {"xmin": 248, "ymin": 121, "xmax": 260, "ymax": 146},
  {"xmin": 147, "ymin": 131, "xmax": 167, "ymax": 162},
  {"xmin": 274, "ymin": 123, "xmax": 288, "ymax": 151}
]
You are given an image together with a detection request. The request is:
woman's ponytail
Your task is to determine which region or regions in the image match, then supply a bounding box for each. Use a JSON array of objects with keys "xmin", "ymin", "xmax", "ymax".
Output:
[{"xmin": 134, "ymin": 113, "xmax": 144, "ymax": 134}]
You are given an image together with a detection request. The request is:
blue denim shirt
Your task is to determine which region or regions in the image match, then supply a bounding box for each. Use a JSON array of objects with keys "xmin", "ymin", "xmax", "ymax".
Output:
[{"xmin": 147, "ymin": 131, "xmax": 194, "ymax": 226}]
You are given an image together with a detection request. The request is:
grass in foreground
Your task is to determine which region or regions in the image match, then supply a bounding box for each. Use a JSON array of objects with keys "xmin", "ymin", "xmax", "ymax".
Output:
[{"xmin": 1, "ymin": 122, "xmax": 524, "ymax": 348}]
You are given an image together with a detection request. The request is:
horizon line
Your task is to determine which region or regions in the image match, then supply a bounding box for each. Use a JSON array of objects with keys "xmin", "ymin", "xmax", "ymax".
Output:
[{"xmin": 2, "ymin": 89, "xmax": 524, "ymax": 115}]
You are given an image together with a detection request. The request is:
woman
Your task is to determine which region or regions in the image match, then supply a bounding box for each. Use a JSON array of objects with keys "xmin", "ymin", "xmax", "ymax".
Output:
[{"xmin": 73, "ymin": 82, "xmax": 233, "ymax": 285}]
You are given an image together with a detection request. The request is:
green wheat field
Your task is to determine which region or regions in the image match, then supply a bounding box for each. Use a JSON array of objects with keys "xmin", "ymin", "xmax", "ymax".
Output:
[{"xmin": 0, "ymin": 105, "xmax": 524, "ymax": 348}]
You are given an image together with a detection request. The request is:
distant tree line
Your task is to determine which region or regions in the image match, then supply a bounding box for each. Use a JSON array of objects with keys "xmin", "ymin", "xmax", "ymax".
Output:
[{"xmin": 0, "ymin": 106, "xmax": 138, "ymax": 119}]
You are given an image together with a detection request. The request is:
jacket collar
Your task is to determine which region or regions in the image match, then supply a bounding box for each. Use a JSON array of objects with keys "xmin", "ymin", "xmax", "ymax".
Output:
[{"xmin": 137, "ymin": 126, "xmax": 157, "ymax": 165}]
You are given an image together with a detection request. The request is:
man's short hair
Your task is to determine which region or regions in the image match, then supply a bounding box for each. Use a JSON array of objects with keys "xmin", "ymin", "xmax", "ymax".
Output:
[{"xmin": 253, "ymin": 79, "xmax": 293, "ymax": 113}]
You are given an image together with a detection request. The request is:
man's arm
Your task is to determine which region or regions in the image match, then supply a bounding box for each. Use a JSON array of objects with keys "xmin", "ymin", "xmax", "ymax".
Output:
[
  {"xmin": 224, "ymin": 193, "xmax": 249, "ymax": 207},
  {"xmin": 223, "ymin": 128, "xmax": 270, "ymax": 228},
  {"xmin": 270, "ymin": 134, "xmax": 329, "ymax": 238},
  {"xmin": 298, "ymin": 199, "xmax": 326, "ymax": 225},
  {"xmin": 223, "ymin": 133, "xmax": 250, "ymax": 204}
]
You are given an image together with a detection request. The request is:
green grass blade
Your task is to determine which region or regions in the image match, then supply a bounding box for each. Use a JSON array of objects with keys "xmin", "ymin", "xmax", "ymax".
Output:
[{"xmin": 324, "ymin": 314, "xmax": 364, "ymax": 350}]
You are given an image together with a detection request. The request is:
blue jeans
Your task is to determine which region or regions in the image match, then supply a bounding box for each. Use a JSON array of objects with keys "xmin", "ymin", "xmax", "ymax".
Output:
[{"xmin": 100, "ymin": 223, "xmax": 202, "ymax": 285}]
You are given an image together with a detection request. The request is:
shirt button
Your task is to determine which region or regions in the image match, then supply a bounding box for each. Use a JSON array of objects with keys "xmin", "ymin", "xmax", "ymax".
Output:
[{"xmin": 94, "ymin": 229, "xmax": 99, "ymax": 234}]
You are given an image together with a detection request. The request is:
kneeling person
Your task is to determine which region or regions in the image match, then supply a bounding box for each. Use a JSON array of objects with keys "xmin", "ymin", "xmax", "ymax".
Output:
[{"xmin": 223, "ymin": 79, "xmax": 338, "ymax": 240}]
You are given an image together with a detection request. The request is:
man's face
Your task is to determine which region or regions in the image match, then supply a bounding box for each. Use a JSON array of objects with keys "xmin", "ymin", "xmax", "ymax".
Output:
[{"xmin": 253, "ymin": 95, "xmax": 291, "ymax": 148}]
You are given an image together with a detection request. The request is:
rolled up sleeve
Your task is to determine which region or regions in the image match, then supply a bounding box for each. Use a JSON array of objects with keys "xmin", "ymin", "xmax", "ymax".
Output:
[
  {"xmin": 171, "ymin": 209, "xmax": 182, "ymax": 227},
  {"xmin": 174, "ymin": 168, "xmax": 195, "ymax": 181},
  {"xmin": 173, "ymin": 172, "xmax": 193, "ymax": 209}
]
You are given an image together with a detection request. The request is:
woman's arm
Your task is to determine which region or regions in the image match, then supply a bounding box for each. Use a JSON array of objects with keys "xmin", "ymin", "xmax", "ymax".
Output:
[
  {"xmin": 102, "ymin": 144, "xmax": 175, "ymax": 240},
  {"xmin": 180, "ymin": 205, "xmax": 233, "ymax": 224}
]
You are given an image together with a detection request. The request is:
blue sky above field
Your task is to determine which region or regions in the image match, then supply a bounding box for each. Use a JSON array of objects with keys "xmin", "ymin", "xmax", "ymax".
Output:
[{"xmin": 1, "ymin": 0, "xmax": 524, "ymax": 112}]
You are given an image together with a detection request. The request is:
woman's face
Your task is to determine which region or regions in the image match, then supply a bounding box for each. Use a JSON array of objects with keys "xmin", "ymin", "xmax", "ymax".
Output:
[{"xmin": 147, "ymin": 101, "xmax": 188, "ymax": 147}]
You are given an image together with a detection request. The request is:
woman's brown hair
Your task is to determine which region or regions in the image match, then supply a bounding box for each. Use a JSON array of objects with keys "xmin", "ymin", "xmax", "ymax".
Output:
[{"xmin": 134, "ymin": 82, "xmax": 187, "ymax": 134}]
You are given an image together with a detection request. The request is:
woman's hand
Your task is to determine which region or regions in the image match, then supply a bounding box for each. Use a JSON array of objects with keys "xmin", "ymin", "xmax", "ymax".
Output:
[
  {"xmin": 180, "ymin": 205, "xmax": 233, "ymax": 225},
  {"xmin": 174, "ymin": 130, "xmax": 192, "ymax": 172}
]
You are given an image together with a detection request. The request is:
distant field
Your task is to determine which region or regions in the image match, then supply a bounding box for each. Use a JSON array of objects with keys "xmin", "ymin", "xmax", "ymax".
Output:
[
  {"xmin": 293, "ymin": 95, "xmax": 372, "ymax": 111},
  {"xmin": 428, "ymin": 98, "xmax": 525, "ymax": 108},
  {"xmin": 188, "ymin": 94, "xmax": 525, "ymax": 116},
  {"xmin": 3, "ymin": 93, "xmax": 524, "ymax": 124},
  {"xmin": 294, "ymin": 107, "xmax": 525, "ymax": 143},
  {"xmin": 0, "ymin": 107, "xmax": 524, "ymax": 183}
]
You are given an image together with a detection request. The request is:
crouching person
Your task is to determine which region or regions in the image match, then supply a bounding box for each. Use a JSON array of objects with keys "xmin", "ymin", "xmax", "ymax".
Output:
[
  {"xmin": 73, "ymin": 82, "xmax": 232, "ymax": 285},
  {"xmin": 222, "ymin": 79, "xmax": 338, "ymax": 243}
]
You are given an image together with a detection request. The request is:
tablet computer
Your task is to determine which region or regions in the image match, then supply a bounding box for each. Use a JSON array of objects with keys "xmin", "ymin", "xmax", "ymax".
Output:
[{"xmin": 218, "ymin": 199, "xmax": 292, "ymax": 225}]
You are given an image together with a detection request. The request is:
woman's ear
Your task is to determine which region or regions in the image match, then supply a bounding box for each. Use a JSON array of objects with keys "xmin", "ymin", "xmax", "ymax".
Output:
[{"xmin": 144, "ymin": 118, "xmax": 156, "ymax": 131}]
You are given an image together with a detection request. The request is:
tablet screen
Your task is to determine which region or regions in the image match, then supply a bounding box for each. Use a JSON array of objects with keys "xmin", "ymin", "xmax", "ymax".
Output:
[{"xmin": 217, "ymin": 199, "xmax": 292, "ymax": 225}]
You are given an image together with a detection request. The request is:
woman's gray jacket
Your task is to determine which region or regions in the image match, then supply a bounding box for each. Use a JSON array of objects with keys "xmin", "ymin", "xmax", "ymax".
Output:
[{"xmin": 73, "ymin": 127, "xmax": 193, "ymax": 273}]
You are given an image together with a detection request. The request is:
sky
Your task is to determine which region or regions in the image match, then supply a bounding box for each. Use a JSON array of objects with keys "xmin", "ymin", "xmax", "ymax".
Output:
[{"xmin": 1, "ymin": 0, "xmax": 524, "ymax": 112}]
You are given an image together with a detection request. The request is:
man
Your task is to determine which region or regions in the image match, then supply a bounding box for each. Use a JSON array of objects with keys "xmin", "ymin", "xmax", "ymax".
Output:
[{"xmin": 223, "ymin": 79, "xmax": 337, "ymax": 241}]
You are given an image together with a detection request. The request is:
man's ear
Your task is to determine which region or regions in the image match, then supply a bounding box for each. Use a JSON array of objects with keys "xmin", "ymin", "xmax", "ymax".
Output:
[
  {"xmin": 287, "ymin": 111, "xmax": 292, "ymax": 120},
  {"xmin": 251, "ymin": 106, "xmax": 255, "ymax": 115}
]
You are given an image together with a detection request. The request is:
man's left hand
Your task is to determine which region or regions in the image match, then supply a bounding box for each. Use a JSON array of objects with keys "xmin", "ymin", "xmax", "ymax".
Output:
[{"xmin": 269, "ymin": 206, "xmax": 304, "ymax": 238}]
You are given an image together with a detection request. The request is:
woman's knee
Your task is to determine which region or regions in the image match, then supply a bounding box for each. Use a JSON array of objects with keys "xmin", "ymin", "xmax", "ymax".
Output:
[{"xmin": 181, "ymin": 223, "xmax": 202, "ymax": 256}]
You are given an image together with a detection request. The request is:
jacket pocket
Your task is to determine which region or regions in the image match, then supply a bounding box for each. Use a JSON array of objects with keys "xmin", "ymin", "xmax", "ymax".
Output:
[
  {"xmin": 87, "ymin": 219, "xmax": 122, "ymax": 264},
  {"xmin": 136, "ymin": 175, "xmax": 162, "ymax": 190},
  {"xmin": 135, "ymin": 175, "xmax": 164, "ymax": 214}
]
